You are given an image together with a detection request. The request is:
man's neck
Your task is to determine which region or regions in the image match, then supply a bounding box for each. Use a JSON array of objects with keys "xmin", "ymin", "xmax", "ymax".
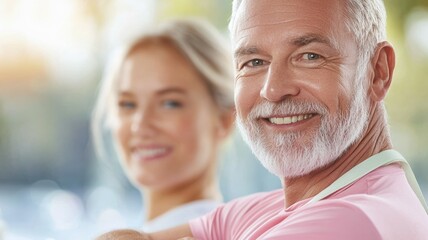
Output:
[{"xmin": 282, "ymin": 104, "xmax": 393, "ymax": 208}]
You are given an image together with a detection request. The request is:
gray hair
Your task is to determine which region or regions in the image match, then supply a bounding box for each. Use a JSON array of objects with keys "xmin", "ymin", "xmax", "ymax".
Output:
[
  {"xmin": 229, "ymin": 0, "xmax": 387, "ymax": 77},
  {"xmin": 92, "ymin": 18, "xmax": 235, "ymax": 160}
]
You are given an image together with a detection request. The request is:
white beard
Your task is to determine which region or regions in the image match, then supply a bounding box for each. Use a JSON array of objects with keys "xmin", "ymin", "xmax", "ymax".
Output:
[{"xmin": 236, "ymin": 81, "xmax": 369, "ymax": 178}]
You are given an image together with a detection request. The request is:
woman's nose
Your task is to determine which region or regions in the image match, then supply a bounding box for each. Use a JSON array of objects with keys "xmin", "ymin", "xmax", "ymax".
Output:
[{"xmin": 130, "ymin": 108, "xmax": 157, "ymax": 137}]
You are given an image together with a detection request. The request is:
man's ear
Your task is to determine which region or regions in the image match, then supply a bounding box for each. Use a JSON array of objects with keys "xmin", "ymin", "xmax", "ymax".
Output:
[{"xmin": 369, "ymin": 41, "xmax": 396, "ymax": 102}]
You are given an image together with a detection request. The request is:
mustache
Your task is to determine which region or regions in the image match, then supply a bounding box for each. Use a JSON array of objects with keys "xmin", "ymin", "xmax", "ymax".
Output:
[{"xmin": 247, "ymin": 99, "xmax": 329, "ymax": 119}]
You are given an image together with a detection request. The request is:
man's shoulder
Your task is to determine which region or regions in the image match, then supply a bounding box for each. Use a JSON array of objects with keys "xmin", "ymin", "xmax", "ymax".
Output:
[
  {"xmin": 287, "ymin": 196, "xmax": 428, "ymax": 239},
  {"xmin": 228, "ymin": 189, "xmax": 283, "ymax": 205},
  {"xmin": 220, "ymin": 189, "xmax": 284, "ymax": 214},
  {"xmin": 259, "ymin": 200, "xmax": 383, "ymax": 240}
]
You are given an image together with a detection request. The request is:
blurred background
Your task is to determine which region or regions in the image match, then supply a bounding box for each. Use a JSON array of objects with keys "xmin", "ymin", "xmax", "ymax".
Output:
[{"xmin": 0, "ymin": 0, "xmax": 427, "ymax": 239}]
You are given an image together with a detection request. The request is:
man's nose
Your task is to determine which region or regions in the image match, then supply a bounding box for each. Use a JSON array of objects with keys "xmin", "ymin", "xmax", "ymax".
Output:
[{"xmin": 260, "ymin": 63, "xmax": 300, "ymax": 102}]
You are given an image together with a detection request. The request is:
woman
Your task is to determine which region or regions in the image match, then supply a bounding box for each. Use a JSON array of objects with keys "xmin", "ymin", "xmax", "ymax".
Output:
[{"xmin": 91, "ymin": 18, "xmax": 234, "ymax": 232}]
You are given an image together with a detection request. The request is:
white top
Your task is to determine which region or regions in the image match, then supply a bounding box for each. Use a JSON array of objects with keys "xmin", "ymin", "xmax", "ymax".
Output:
[
  {"xmin": 0, "ymin": 219, "xmax": 3, "ymax": 240},
  {"xmin": 141, "ymin": 199, "xmax": 222, "ymax": 233}
]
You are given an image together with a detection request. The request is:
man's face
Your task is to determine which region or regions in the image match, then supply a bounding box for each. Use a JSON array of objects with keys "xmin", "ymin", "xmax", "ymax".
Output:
[{"xmin": 233, "ymin": 0, "xmax": 370, "ymax": 178}]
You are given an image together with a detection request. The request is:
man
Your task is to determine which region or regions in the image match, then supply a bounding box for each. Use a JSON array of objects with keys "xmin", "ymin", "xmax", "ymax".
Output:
[{"xmin": 97, "ymin": 0, "xmax": 428, "ymax": 239}]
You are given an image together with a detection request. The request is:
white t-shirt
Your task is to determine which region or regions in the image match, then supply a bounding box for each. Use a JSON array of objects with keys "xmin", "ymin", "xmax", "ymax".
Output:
[{"xmin": 142, "ymin": 199, "xmax": 222, "ymax": 233}]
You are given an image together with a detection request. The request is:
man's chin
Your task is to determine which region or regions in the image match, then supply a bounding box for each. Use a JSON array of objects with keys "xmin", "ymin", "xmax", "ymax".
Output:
[{"xmin": 256, "ymin": 150, "xmax": 339, "ymax": 179}]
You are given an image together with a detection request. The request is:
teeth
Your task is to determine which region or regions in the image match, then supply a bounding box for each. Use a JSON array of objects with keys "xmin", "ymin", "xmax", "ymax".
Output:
[
  {"xmin": 133, "ymin": 148, "xmax": 167, "ymax": 159},
  {"xmin": 269, "ymin": 114, "xmax": 313, "ymax": 125},
  {"xmin": 291, "ymin": 116, "xmax": 297, "ymax": 123}
]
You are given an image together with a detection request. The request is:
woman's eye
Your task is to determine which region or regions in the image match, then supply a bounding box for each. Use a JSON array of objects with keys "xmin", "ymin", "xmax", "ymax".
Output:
[
  {"xmin": 118, "ymin": 100, "xmax": 136, "ymax": 110},
  {"xmin": 162, "ymin": 100, "xmax": 182, "ymax": 109},
  {"xmin": 244, "ymin": 59, "xmax": 265, "ymax": 67},
  {"xmin": 302, "ymin": 53, "xmax": 321, "ymax": 60}
]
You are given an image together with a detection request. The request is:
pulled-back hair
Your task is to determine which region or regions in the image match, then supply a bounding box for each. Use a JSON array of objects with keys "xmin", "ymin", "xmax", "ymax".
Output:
[{"xmin": 92, "ymin": 18, "xmax": 234, "ymax": 160}]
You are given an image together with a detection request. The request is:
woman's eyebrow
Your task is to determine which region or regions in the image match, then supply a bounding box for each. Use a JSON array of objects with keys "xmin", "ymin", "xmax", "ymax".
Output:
[{"xmin": 156, "ymin": 87, "xmax": 187, "ymax": 95}]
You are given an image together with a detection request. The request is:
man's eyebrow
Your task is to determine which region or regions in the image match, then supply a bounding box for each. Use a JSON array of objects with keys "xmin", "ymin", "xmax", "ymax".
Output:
[
  {"xmin": 234, "ymin": 46, "xmax": 260, "ymax": 59},
  {"xmin": 234, "ymin": 34, "xmax": 338, "ymax": 59},
  {"xmin": 290, "ymin": 34, "xmax": 337, "ymax": 49}
]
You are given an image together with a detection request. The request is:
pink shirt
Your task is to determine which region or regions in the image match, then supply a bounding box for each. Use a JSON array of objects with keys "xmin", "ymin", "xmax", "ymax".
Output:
[{"xmin": 190, "ymin": 164, "xmax": 428, "ymax": 239}]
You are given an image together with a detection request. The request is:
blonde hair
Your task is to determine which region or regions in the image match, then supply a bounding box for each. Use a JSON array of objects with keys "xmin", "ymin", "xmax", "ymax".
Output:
[{"xmin": 92, "ymin": 18, "xmax": 234, "ymax": 160}]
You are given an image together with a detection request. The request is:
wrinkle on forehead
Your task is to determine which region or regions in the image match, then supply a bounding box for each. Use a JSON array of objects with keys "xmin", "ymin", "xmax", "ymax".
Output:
[
  {"xmin": 233, "ymin": 1, "xmax": 346, "ymax": 52},
  {"xmin": 234, "ymin": 25, "xmax": 340, "ymax": 53},
  {"xmin": 233, "ymin": 0, "xmax": 344, "ymax": 37},
  {"xmin": 235, "ymin": 32, "xmax": 340, "ymax": 60}
]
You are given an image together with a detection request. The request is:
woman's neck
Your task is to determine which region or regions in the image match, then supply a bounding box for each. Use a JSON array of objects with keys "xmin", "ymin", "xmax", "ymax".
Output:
[{"xmin": 143, "ymin": 168, "xmax": 221, "ymax": 221}]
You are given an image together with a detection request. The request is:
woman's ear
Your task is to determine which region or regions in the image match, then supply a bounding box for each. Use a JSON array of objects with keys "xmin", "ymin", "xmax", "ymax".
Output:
[
  {"xmin": 216, "ymin": 108, "xmax": 236, "ymax": 139},
  {"xmin": 369, "ymin": 41, "xmax": 396, "ymax": 102}
]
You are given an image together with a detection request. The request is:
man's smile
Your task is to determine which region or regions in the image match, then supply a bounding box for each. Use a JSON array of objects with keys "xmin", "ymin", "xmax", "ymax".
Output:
[{"xmin": 267, "ymin": 113, "xmax": 315, "ymax": 125}]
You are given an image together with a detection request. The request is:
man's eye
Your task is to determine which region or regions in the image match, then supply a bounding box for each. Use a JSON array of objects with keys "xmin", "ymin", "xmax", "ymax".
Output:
[
  {"xmin": 118, "ymin": 101, "xmax": 136, "ymax": 109},
  {"xmin": 162, "ymin": 100, "xmax": 182, "ymax": 109},
  {"xmin": 302, "ymin": 53, "xmax": 321, "ymax": 60},
  {"xmin": 245, "ymin": 59, "xmax": 265, "ymax": 67}
]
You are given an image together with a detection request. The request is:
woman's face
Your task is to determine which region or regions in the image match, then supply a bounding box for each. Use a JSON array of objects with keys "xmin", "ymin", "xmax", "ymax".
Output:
[{"xmin": 113, "ymin": 42, "xmax": 228, "ymax": 191}]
